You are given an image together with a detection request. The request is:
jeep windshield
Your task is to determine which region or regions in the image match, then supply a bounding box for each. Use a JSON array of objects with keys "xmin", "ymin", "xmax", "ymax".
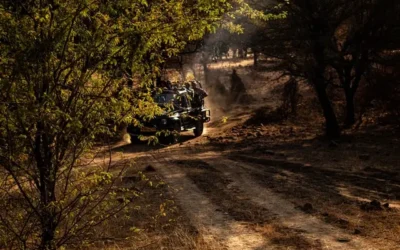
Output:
[
  {"xmin": 153, "ymin": 92, "xmax": 180, "ymax": 109},
  {"xmin": 154, "ymin": 93, "xmax": 175, "ymax": 104}
]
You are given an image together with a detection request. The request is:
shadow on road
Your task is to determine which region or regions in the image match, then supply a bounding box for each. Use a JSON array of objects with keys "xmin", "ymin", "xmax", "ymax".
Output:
[{"xmin": 111, "ymin": 133, "xmax": 196, "ymax": 155}]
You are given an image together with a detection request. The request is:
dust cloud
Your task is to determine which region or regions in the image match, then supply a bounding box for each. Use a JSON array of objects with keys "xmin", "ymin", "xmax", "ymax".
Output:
[{"xmin": 184, "ymin": 58, "xmax": 286, "ymax": 125}]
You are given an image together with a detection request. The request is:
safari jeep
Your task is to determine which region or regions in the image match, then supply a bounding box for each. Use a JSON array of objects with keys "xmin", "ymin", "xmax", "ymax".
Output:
[{"xmin": 127, "ymin": 87, "xmax": 211, "ymax": 144}]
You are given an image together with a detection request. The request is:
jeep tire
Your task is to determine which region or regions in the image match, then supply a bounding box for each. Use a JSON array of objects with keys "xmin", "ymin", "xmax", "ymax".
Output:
[{"xmin": 194, "ymin": 120, "xmax": 204, "ymax": 137}]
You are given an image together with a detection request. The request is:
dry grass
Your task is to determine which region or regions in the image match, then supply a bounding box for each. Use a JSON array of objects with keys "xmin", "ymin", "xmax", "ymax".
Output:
[
  {"xmin": 74, "ymin": 156, "xmax": 225, "ymax": 250},
  {"xmin": 93, "ymin": 227, "xmax": 225, "ymax": 250}
]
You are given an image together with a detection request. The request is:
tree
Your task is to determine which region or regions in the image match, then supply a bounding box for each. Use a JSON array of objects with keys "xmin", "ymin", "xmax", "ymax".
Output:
[
  {"xmin": 329, "ymin": 0, "xmax": 400, "ymax": 126},
  {"xmin": 260, "ymin": 0, "xmax": 400, "ymax": 136},
  {"xmin": 0, "ymin": 0, "xmax": 234, "ymax": 249},
  {"xmin": 261, "ymin": 0, "xmax": 345, "ymax": 138}
]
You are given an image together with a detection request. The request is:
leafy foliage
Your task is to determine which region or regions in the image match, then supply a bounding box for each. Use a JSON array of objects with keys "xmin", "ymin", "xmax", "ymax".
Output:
[{"xmin": 0, "ymin": 0, "xmax": 238, "ymax": 249}]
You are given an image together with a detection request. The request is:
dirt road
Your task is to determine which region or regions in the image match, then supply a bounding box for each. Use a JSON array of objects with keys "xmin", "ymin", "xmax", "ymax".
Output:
[
  {"xmin": 111, "ymin": 138, "xmax": 385, "ymax": 250},
  {"xmin": 106, "ymin": 101, "xmax": 400, "ymax": 250},
  {"xmin": 107, "ymin": 62, "xmax": 399, "ymax": 249}
]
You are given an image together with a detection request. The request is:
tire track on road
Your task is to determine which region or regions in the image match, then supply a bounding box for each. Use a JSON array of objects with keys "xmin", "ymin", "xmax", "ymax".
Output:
[
  {"xmin": 188, "ymin": 151, "xmax": 381, "ymax": 250},
  {"xmin": 148, "ymin": 150, "xmax": 274, "ymax": 250}
]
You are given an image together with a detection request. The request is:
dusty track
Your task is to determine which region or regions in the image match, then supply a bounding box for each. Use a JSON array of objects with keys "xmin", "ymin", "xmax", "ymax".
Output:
[
  {"xmin": 138, "ymin": 146, "xmax": 382, "ymax": 250},
  {"xmin": 195, "ymin": 152, "xmax": 377, "ymax": 250},
  {"xmin": 107, "ymin": 62, "xmax": 398, "ymax": 249},
  {"xmin": 148, "ymin": 150, "xmax": 272, "ymax": 250}
]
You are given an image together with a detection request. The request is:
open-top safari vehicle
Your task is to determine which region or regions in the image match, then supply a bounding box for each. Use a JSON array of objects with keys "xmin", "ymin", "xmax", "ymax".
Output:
[{"xmin": 127, "ymin": 85, "xmax": 210, "ymax": 144}]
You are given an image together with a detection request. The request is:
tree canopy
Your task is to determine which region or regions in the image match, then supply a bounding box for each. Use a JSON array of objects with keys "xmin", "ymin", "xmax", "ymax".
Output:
[{"xmin": 0, "ymin": 0, "xmax": 248, "ymax": 249}]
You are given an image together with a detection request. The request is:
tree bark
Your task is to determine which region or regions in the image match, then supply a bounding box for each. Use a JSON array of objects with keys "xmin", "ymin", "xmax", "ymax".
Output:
[
  {"xmin": 342, "ymin": 64, "xmax": 362, "ymax": 127},
  {"xmin": 344, "ymin": 89, "xmax": 356, "ymax": 127},
  {"xmin": 40, "ymin": 215, "xmax": 57, "ymax": 250},
  {"xmin": 35, "ymin": 118, "xmax": 57, "ymax": 250},
  {"xmin": 314, "ymin": 84, "xmax": 341, "ymax": 138}
]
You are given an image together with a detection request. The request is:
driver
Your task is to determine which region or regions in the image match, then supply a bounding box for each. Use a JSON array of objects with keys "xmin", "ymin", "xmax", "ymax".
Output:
[{"xmin": 190, "ymin": 80, "xmax": 208, "ymax": 108}]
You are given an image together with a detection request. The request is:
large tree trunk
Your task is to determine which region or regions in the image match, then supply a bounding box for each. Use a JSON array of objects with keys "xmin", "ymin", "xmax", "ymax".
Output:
[
  {"xmin": 343, "ymin": 69, "xmax": 362, "ymax": 127},
  {"xmin": 344, "ymin": 89, "xmax": 356, "ymax": 127},
  {"xmin": 314, "ymin": 84, "xmax": 341, "ymax": 138},
  {"xmin": 310, "ymin": 35, "xmax": 340, "ymax": 138},
  {"xmin": 40, "ymin": 211, "xmax": 57, "ymax": 250},
  {"xmin": 35, "ymin": 120, "xmax": 58, "ymax": 250},
  {"xmin": 338, "ymin": 50, "xmax": 366, "ymax": 128}
]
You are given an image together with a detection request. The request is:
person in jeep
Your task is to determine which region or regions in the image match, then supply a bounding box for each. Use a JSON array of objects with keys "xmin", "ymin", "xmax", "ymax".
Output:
[{"xmin": 188, "ymin": 80, "xmax": 208, "ymax": 108}]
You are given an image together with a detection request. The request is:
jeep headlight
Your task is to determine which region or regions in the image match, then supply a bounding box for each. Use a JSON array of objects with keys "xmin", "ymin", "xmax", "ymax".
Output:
[
  {"xmin": 169, "ymin": 113, "xmax": 180, "ymax": 120},
  {"xmin": 161, "ymin": 119, "xmax": 167, "ymax": 125}
]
